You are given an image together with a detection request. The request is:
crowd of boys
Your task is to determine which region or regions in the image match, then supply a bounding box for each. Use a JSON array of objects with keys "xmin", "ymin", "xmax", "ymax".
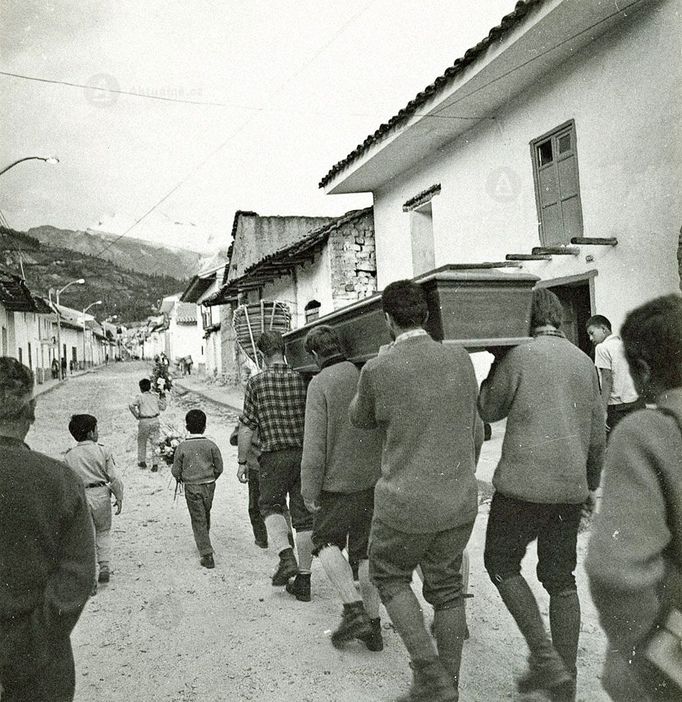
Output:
[{"xmin": 0, "ymin": 284, "xmax": 679, "ymax": 701}]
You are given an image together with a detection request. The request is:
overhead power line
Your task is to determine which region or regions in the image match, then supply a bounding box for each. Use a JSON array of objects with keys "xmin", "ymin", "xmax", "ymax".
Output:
[
  {"xmin": 91, "ymin": 0, "xmax": 378, "ymax": 258},
  {"xmin": 0, "ymin": 70, "xmax": 253, "ymax": 108}
]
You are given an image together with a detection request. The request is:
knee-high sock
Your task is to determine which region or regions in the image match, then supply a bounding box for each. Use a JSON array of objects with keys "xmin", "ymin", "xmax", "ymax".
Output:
[
  {"xmin": 383, "ymin": 587, "xmax": 437, "ymax": 663},
  {"xmin": 318, "ymin": 545, "xmax": 359, "ymax": 603},
  {"xmin": 295, "ymin": 529, "xmax": 314, "ymax": 574},
  {"xmin": 433, "ymin": 605, "xmax": 467, "ymax": 687},
  {"xmin": 264, "ymin": 513, "xmax": 290, "ymax": 555},
  {"xmin": 550, "ymin": 589, "xmax": 580, "ymax": 678},
  {"xmin": 358, "ymin": 559, "xmax": 381, "ymax": 618}
]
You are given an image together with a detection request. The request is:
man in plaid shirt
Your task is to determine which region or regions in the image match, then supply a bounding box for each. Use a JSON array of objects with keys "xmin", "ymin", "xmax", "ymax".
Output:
[{"xmin": 237, "ymin": 330, "xmax": 315, "ymax": 601}]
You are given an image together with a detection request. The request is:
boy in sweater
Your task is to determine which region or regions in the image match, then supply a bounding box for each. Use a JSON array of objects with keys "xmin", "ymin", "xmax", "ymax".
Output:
[
  {"xmin": 351, "ymin": 280, "xmax": 483, "ymax": 702},
  {"xmin": 479, "ymin": 288, "xmax": 605, "ymax": 701},
  {"xmin": 64, "ymin": 414, "xmax": 124, "ymax": 590},
  {"xmin": 587, "ymin": 294, "xmax": 682, "ymax": 700},
  {"xmin": 172, "ymin": 409, "xmax": 224, "ymax": 569},
  {"xmin": 301, "ymin": 325, "xmax": 383, "ymax": 649}
]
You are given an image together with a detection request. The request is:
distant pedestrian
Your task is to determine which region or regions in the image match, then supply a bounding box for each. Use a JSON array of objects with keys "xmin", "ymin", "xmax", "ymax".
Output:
[
  {"xmin": 51, "ymin": 357, "xmax": 60, "ymax": 379},
  {"xmin": 586, "ymin": 314, "xmax": 645, "ymax": 435},
  {"xmin": 0, "ymin": 357, "xmax": 95, "ymax": 702},
  {"xmin": 478, "ymin": 288, "xmax": 605, "ymax": 701},
  {"xmin": 237, "ymin": 331, "xmax": 314, "ymax": 599},
  {"xmin": 172, "ymin": 409, "xmax": 224, "ymax": 568},
  {"xmin": 301, "ymin": 325, "xmax": 384, "ymax": 649},
  {"xmin": 587, "ymin": 294, "xmax": 682, "ymax": 701},
  {"xmin": 61, "ymin": 356, "xmax": 67, "ymax": 378},
  {"xmin": 186, "ymin": 355, "xmax": 193, "ymax": 375},
  {"xmin": 129, "ymin": 377, "xmax": 167, "ymax": 471},
  {"xmin": 350, "ymin": 280, "xmax": 483, "ymax": 702},
  {"xmin": 64, "ymin": 414, "xmax": 124, "ymax": 592}
]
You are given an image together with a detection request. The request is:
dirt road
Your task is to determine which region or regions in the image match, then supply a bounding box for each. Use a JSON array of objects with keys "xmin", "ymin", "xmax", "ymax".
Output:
[{"xmin": 28, "ymin": 362, "xmax": 609, "ymax": 701}]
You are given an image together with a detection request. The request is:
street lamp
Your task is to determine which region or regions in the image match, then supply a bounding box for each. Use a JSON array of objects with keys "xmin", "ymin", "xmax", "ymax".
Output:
[
  {"xmin": 50, "ymin": 278, "xmax": 85, "ymax": 379},
  {"xmin": 82, "ymin": 300, "xmax": 102, "ymax": 369},
  {"xmin": 0, "ymin": 156, "xmax": 59, "ymax": 178}
]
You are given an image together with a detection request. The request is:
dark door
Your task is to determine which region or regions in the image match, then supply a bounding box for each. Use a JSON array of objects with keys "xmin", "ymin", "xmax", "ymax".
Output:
[{"xmin": 544, "ymin": 281, "xmax": 592, "ymax": 355}]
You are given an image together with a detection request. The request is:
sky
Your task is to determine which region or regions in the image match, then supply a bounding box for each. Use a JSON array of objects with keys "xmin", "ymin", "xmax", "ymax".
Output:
[{"xmin": 0, "ymin": 0, "xmax": 518, "ymax": 252}]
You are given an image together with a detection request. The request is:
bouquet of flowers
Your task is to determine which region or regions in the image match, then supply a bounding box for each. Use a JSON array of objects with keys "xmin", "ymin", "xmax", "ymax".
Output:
[
  {"xmin": 151, "ymin": 359, "xmax": 173, "ymax": 395},
  {"xmin": 156, "ymin": 426, "xmax": 184, "ymax": 466}
]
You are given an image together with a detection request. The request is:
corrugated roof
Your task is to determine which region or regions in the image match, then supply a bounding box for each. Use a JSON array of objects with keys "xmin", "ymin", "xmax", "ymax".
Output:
[{"xmin": 319, "ymin": 0, "xmax": 545, "ymax": 189}]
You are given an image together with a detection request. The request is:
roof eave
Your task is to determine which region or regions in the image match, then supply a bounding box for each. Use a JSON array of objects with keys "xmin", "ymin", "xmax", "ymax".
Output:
[{"xmin": 322, "ymin": 0, "xmax": 645, "ymax": 194}]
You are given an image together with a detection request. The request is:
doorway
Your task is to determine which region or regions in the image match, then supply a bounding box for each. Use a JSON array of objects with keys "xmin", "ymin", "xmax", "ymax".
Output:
[{"xmin": 537, "ymin": 275, "xmax": 594, "ymax": 355}]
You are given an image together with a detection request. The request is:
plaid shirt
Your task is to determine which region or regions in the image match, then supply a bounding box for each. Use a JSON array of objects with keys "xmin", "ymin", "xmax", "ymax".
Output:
[{"xmin": 240, "ymin": 363, "xmax": 307, "ymax": 452}]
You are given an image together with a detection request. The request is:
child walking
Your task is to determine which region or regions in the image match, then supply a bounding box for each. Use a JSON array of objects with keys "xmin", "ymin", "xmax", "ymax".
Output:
[
  {"xmin": 129, "ymin": 377, "xmax": 167, "ymax": 471},
  {"xmin": 64, "ymin": 414, "xmax": 124, "ymax": 590},
  {"xmin": 172, "ymin": 409, "xmax": 224, "ymax": 568}
]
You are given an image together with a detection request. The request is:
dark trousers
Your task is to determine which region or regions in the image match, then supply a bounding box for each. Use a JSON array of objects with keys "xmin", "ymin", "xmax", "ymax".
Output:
[
  {"xmin": 484, "ymin": 492, "xmax": 581, "ymax": 594},
  {"xmin": 184, "ymin": 482, "xmax": 216, "ymax": 556},
  {"xmin": 247, "ymin": 471, "xmax": 268, "ymax": 544},
  {"xmin": 258, "ymin": 448, "xmax": 313, "ymax": 531},
  {"xmin": 0, "ymin": 636, "xmax": 75, "ymax": 702},
  {"xmin": 607, "ymin": 398, "xmax": 645, "ymax": 436}
]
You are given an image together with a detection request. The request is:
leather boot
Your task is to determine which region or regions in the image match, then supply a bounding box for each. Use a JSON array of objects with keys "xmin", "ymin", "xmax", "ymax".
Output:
[
  {"xmin": 496, "ymin": 576, "xmax": 573, "ymax": 698},
  {"xmin": 331, "ymin": 601, "xmax": 371, "ymax": 648},
  {"xmin": 432, "ymin": 605, "xmax": 467, "ymax": 690},
  {"xmin": 396, "ymin": 658, "xmax": 459, "ymax": 702}
]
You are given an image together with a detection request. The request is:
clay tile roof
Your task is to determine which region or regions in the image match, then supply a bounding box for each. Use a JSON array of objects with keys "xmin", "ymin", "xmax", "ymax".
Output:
[
  {"xmin": 204, "ymin": 207, "xmax": 373, "ymax": 305},
  {"xmin": 319, "ymin": 0, "xmax": 545, "ymax": 189},
  {"xmin": 175, "ymin": 302, "xmax": 197, "ymax": 325}
]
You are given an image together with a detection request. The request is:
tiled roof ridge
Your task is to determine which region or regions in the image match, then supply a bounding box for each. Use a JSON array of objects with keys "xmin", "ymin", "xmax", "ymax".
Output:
[
  {"xmin": 319, "ymin": 0, "xmax": 546, "ymax": 189},
  {"xmin": 403, "ymin": 184, "xmax": 442, "ymax": 212}
]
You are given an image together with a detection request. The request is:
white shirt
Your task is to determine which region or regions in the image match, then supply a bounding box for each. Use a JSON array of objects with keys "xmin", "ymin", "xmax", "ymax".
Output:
[{"xmin": 594, "ymin": 334, "xmax": 639, "ymax": 405}]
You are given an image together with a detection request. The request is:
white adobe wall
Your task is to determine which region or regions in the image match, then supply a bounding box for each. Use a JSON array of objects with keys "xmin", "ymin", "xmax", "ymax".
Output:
[
  {"xmin": 372, "ymin": 1, "xmax": 681, "ymax": 330},
  {"xmin": 261, "ymin": 251, "xmax": 334, "ymax": 329}
]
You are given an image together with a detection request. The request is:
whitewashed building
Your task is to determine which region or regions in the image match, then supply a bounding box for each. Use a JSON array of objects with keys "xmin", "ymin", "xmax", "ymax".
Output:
[{"xmin": 320, "ymin": 0, "xmax": 681, "ymax": 351}]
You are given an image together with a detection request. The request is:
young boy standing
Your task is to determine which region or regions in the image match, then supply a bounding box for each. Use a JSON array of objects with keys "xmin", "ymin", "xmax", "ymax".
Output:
[
  {"xmin": 64, "ymin": 414, "xmax": 124, "ymax": 589},
  {"xmin": 129, "ymin": 378, "xmax": 167, "ymax": 471},
  {"xmin": 172, "ymin": 409, "xmax": 224, "ymax": 569}
]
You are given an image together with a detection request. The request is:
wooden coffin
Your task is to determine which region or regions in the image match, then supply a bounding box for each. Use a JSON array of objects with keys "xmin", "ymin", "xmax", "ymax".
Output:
[{"xmin": 284, "ymin": 266, "xmax": 539, "ymax": 373}]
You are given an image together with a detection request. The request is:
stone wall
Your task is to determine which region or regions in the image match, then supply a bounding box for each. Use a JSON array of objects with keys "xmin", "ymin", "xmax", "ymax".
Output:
[{"xmin": 328, "ymin": 210, "xmax": 377, "ymax": 309}]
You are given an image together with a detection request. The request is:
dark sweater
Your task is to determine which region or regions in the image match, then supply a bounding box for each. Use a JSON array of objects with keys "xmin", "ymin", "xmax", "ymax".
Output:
[
  {"xmin": 172, "ymin": 435, "xmax": 224, "ymax": 484},
  {"xmin": 0, "ymin": 436, "xmax": 95, "ymax": 665},
  {"xmin": 350, "ymin": 335, "xmax": 482, "ymax": 534},
  {"xmin": 301, "ymin": 358, "xmax": 381, "ymax": 504},
  {"xmin": 586, "ymin": 388, "xmax": 682, "ymax": 655},
  {"xmin": 478, "ymin": 334, "xmax": 605, "ymax": 504}
]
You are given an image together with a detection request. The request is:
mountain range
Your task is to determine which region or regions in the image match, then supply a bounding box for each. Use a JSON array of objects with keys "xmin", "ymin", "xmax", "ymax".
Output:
[
  {"xmin": 1, "ymin": 226, "xmax": 188, "ymax": 324},
  {"xmin": 28, "ymin": 225, "xmax": 204, "ymax": 280}
]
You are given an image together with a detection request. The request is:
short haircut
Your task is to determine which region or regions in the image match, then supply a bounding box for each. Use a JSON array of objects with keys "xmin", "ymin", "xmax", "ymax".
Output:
[
  {"xmin": 69, "ymin": 414, "xmax": 97, "ymax": 441},
  {"xmin": 530, "ymin": 288, "xmax": 564, "ymax": 330},
  {"xmin": 257, "ymin": 330, "xmax": 285, "ymax": 358},
  {"xmin": 586, "ymin": 314, "xmax": 612, "ymax": 331},
  {"xmin": 304, "ymin": 325, "xmax": 343, "ymax": 357},
  {"xmin": 0, "ymin": 357, "xmax": 34, "ymax": 423},
  {"xmin": 185, "ymin": 409, "xmax": 206, "ymax": 434},
  {"xmin": 621, "ymin": 294, "xmax": 682, "ymax": 390},
  {"xmin": 139, "ymin": 378, "xmax": 151, "ymax": 392},
  {"xmin": 382, "ymin": 280, "xmax": 428, "ymax": 328}
]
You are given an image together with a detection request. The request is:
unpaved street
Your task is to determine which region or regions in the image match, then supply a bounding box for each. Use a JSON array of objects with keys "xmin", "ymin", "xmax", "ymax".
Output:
[{"xmin": 28, "ymin": 363, "xmax": 609, "ymax": 701}]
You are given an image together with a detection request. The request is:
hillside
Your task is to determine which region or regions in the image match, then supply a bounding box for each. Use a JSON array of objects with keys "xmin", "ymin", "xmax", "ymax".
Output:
[
  {"xmin": 28, "ymin": 225, "xmax": 204, "ymax": 280},
  {"xmin": 0, "ymin": 227, "xmax": 186, "ymax": 324}
]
